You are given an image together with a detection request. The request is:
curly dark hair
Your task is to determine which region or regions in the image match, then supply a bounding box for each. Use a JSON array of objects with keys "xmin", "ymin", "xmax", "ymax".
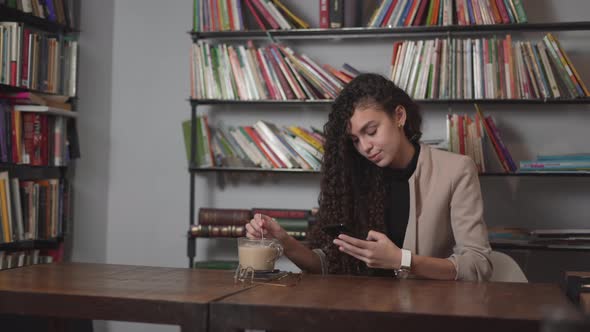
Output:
[{"xmin": 307, "ymin": 73, "xmax": 423, "ymax": 275}]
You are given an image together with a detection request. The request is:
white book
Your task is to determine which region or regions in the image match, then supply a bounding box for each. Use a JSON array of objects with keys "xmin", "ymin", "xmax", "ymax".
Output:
[
  {"xmin": 284, "ymin": 135, "xmax": 320, "ymax": 170},
  {"xmin": 466, "ymin": 39, "xmax": 473, "ymax": 99},
  {"xmin": 229, "ymin": 128, "xmax": 261, "ymax": 167},
  {"xmin": 236, "ymin": 46, "xmax": 257, "ymax": 100},
  {"xmin": 263, "ymin": 0, "xmax": 292, "ymax": 30},
  {"xmin": 221, "ymin": 44, "xmax": 236, "ymax": 100},
  {"xmin": 242, "ymin": 45, "xmax": 264, "ymax": 100},
  {"xmin": 406, "ymin": 41, "xmax": 424, "ymax": 98},
  {"xmin": 284, "ymin": 56, "xmax": 314, "ymax": 100},
  {"xmin": 232, "ymin": 128, "xmax": 270, "ymax": 168},
  {"xmin": 536, "ymin": 42, "xmax": 560, "ymax": 98},
  {"xmin": 253, "ymin": 122, "xmax": 293, "ymax": 168},
  {"xmin": 399, "ymin": 41, "xmax": 416, "ymax": 91},
  {"xmin": 391, "ymin": 41, "xmax": 405, "ymax": 85},
  {"xmin": 387, "ymin": 0, "xmax": 405, "ymax": 27},
  {"xmin": 256, "ymin": 48, "xmax": 277, "ymax": 100},
  {"xmin": 262, "ymin": 47, "xmax": 287, "ymax": 100},
  {"xmin": 13, "ymin": 105, "xmax": 77, "ymax": 117}
]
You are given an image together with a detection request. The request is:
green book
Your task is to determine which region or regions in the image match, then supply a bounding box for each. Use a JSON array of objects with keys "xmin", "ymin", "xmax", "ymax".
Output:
[{"xmin": 193, "ymin": 0, "xmax": 199, "ymax": 31}]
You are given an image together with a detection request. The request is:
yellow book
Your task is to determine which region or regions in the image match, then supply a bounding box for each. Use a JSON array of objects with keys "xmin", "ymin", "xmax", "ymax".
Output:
[
  {"xmin": 13, "ymin": 110, "xmax": 22, "ymax": 163},
  {"xmin": 0, "ymin": 175, "xmax": 11, "ymax": 243},
  {"xmin": 288, "ymin": 126, "xmax": 324, "ymax": 153},
  {"xmin": 548, "ymin": 33, "xmax": 590, "ymax": 97},
  {"xmin": 271, "ymin": 0, "xmax": 310, "ymax": 29},
  {"xmin": 546, "ymin": 33, "xmax": 586, "ymax": 97}
]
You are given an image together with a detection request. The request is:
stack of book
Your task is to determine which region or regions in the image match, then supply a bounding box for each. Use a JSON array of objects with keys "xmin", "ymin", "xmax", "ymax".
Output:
[
  {"xmin": 193, "ymin": 0, "xmax": 309, "ymax": 32},
  {"xmin": 0, "ymin": 171, "xmax": 71, "ymax": 245},
  {"xmin": 488, "ymin": 227, "xmax": 590, "ymax": 249},
  {"xmin": 183, "ymin": 118, "xmax": 325, "ymax": 171},
  {"xmin": 519, "ymin": 153, "xmax": 590, "ymax": 173},
  {"xmin": 189, "ymin": 207, "xmax": 316, "ymax": 240},
  {"xmin": 0, "ymin": 249, "xmax": 56, "ymax": 270},
  {"xmin": 190, "ymin": 41, "xmax": 360, "ymax": 100},
  {"xmin": 447, "ymin": 105, "xmax": 516, "ymax": 173},
  {"xmin": 369, "ymin": 0, "xmax": 528, "ymax": 27},
  {"xmin": 0, "ymin": 101, "xmax": 72, "ymax": 166},
  {"xmin": 389, "ymin": 33, "xmax": 589, "ymax": 100},
  {"xmin": 0, "ymin": 22, "xmax": 78, "ymax": 96}
]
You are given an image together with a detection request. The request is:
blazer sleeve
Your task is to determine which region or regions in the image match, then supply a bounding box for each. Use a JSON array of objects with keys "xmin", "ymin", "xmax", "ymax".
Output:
[{"xmin": 446, "ymin": 157, "xmax": 493, "ymax": 281}]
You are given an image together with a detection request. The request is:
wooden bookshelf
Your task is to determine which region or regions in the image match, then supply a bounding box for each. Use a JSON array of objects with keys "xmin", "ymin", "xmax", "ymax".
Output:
[{"xmin": 191, "ymin": 21, "xmax": 590, "ymax": 40}]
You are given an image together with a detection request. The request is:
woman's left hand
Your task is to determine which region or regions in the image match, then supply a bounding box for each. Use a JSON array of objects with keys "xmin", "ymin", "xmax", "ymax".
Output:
[{"xmin": 334, "ymin": 230, "xmax": 402, "ymax": 269}]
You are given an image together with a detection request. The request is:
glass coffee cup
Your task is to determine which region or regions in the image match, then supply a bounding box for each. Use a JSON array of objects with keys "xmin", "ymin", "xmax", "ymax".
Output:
[{"xmin": 237, "ymin": 237, "xmax": 283, "ymax": 271}]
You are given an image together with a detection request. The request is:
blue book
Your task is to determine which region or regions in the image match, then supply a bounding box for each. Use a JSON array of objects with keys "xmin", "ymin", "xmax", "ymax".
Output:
[
  {"xmin": 502, "ymin": 0, "xmax": 517, "ymax": 23},
  {"xmin": 44, "ymin": 0, "xmax": 57, "ymax": 22},
  {"xmin": 373, "ymin": 0, "xmax": 393, "ymax": 27},
  {"xmin": 537, "ymin": 154, "xmax": 590, "ymax": 161},
  {"xmin": 396, "ymin": 0, "xmax": 413, "ymax": 27},
  {"xmin": 466, "ymin": 0, "xmax": 475, "ymax": 25}
]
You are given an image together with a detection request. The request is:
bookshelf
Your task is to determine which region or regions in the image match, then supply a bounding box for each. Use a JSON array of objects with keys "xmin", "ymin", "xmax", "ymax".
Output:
[
  {"xmin": 191, "ymin": 21, "xmax": 590, "ymax": 39},
  {"xmin": 186, "ymin": 3, "xmax": 590, "ymax": 268},
  {"xmin": 0, "ymin": 1, "xmax": 79, "ymax": 270}
]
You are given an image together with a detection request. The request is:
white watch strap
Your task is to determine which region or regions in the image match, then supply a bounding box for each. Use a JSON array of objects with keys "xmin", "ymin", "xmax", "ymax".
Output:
[{"xmin": 401, "ymin": 249, "xmax": 412, "ymax": 269}]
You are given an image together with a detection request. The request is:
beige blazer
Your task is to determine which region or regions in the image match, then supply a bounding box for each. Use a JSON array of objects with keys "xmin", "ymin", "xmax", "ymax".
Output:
[{"xmin": 315, "ymin": 144, "xmax": 493, "ymax": 281}]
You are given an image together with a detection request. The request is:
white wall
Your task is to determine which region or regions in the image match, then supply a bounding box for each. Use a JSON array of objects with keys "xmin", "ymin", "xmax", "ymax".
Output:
[{"xmin": 74, "ymin": 1, "xmax": 590, "ymax": 331}]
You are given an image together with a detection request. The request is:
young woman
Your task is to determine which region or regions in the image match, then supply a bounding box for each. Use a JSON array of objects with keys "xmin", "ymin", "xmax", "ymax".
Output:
[{"xmin": 246, "ymin": 73, "xmax": 492, "ymax": 281}]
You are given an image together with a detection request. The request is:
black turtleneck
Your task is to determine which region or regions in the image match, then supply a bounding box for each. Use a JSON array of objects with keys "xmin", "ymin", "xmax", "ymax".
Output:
[{"xmin": 384, "ymin": 142, "xmax": 420, "ymax": 248}]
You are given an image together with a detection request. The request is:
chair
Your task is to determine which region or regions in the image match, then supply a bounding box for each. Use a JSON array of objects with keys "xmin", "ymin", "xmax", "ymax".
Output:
[{"xmin": 489, "ymin": 251, "xmax": 528, "ymax": 283}]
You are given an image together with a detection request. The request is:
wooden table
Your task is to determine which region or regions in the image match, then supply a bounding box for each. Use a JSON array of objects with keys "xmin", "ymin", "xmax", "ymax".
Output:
[
  {"xmin": 210, "ymin": 274, "xmax": 583, "ymax": 332},
  {"xmin": 0, "ymin": 262, "xmax": 248, "ymax": 331},
  {"xmin": 564, "ymin": 271, "xmax": 590, "ymax": 314}
]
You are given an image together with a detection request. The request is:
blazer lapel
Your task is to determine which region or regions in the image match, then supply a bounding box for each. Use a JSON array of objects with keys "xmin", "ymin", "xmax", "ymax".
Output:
[{"xmin": 404, "ymin": 175, "xmax": 418, "ymax": 254}]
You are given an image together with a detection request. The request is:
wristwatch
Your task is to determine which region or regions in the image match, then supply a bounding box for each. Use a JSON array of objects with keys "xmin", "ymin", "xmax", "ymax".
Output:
[{"xmin": 394, "ymin": 249, "xmax": 412, "ymax": 279}]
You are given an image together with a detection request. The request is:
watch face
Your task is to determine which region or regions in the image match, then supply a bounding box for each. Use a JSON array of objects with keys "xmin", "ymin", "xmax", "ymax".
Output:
[{"xmin": 395, "ymin": 269, "xmax": 410, "ymax": 279}]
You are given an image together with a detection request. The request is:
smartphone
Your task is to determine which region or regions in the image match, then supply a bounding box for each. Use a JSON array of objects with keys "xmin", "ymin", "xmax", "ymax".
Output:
[{"xmin": 321, "ymin": 224, "xmax": 359, "ymax": 239}]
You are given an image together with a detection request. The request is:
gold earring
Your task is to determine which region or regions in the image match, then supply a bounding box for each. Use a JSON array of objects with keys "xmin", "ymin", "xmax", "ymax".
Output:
[{"xmin": 398, "ymin": 123, "xmax": 403, "ymax": 128}]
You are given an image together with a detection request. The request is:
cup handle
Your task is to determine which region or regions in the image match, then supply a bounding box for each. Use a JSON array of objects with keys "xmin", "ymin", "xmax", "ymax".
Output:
[{"xmin": 268, "ymin": 243, "xmax": 283, "ymax": 263}]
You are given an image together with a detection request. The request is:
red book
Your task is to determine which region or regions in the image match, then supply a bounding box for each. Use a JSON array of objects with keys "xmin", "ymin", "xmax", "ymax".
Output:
[
  {"xmin": 244, "ymin": 0, "xmax": 266, "ymax": 30},
  {"xmin": 319, "ymin": 0, "xmax": 329, "ymax": 28},
  {"xmin": 381, "ymin": 0, "xmax": 398, "ymax": 27},
  {"xmin": 254, "ymin": 46, "xmax": 278, "ymax": 99},
  {"xmin": 489, "ymin": 0, "xmax": 503, "ymax": 24},
  {"xmin": 21, "ymin": 29, "xmax": 31, "ymax": 88},
  {"xmin": 244, "ymin": 126, "xmax": 284, "ymax": 168},
  {"xmin": 226, "ymin": 0, "xmax": 235, "ymax": 31},
  {"xmin": 414, "ymin": 0, "xmax": 430, "ymax": 26},
  {"xmin": 265, "ymin": 47, "xmax": 295, "ymax": 99},
  {"xmin": 198, "ymin": 208, "xmax": 251, "ymax": 226},
  {"xmin": 40, "ymin": 114, "xmax": 49, "ymax": 166},
  {"xmin": 252, "ymin": 208, "xmax": 310, "ymax": 219},
  {"xmin": 404, "ymin": 0, "xmax": 420, "ymax": 26},
  {"xmin": 270, "ymin": 45, "xmax": 305, "ymax": 100},
  {"xmin": 251, "ymin": 0, "xmax": 280, "ymax": 29},
  {"xmin": 495, "ymin": 0, "xmax": 510, "ymax": 23},
  {"xmin": 480, "ymin": 116, "xmax": 510, "ymax": 173},
  {"xmin": 458, "ymin": 115, "xmax": 465, "ymax": 155}
]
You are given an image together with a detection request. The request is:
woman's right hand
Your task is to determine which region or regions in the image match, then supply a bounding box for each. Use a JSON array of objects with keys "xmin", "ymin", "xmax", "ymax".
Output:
[{"xmin": 245, "ymin": 213, "xmax": 289, "ymax": 242}]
